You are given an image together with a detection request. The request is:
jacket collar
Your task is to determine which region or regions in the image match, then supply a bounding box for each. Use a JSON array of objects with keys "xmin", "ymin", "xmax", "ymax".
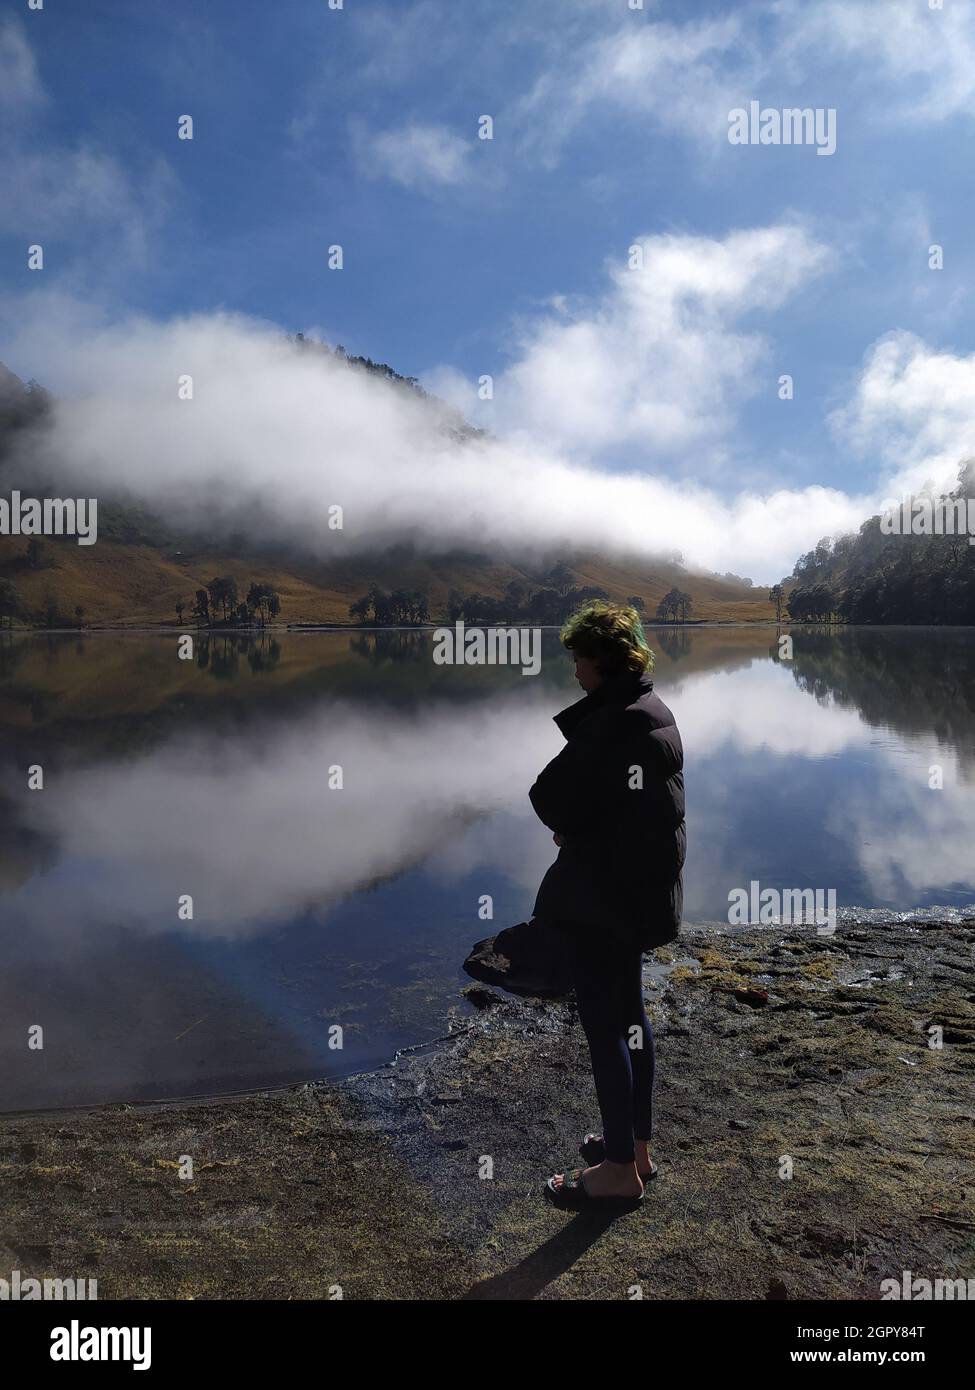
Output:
[{"xmin": 554, "ymin": 669, "xmax": 653, "ymax": 736}]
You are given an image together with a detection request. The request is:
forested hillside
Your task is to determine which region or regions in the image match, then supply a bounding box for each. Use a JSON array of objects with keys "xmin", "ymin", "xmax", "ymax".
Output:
[{"xmin": 784, "ymin": 463, "xmax": 975, "ymax": 624}]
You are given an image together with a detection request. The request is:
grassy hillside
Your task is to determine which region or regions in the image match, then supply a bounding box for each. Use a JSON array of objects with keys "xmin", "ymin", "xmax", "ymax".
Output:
[
  {"xmin": 0, "ymin": 354, "xmax": 775, "ymax": 626},
  {"xmin": 0, "ymin": 533, "xmax": 775, "ymax": 626}
]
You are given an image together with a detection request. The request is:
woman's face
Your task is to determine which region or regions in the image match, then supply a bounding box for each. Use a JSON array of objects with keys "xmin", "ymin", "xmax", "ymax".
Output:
[{"xmin": 573, "ymin": 653, "xmax": 604, "ymax": 693}]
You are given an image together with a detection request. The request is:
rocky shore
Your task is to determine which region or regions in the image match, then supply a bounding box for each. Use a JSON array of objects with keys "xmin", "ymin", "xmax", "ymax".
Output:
[{"xmin": 2, "ymin": 915, "xmax": 973, "ymax": 1300}]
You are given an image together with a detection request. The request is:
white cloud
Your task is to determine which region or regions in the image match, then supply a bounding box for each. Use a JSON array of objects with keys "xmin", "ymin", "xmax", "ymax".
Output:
[
  {"xmin": 0, "ymin": 280, "xmax": 873, "ymax": 583},
  {"xmin": 513, "ymin": 0, "xmax": 975, "ymax": 168},
  {"xmin": 12, "ymin": 691, "xmax": 558, "ymax": 939},
  {"xmin": 779, "ymin": 0, "xmax": 975, "ymax": 124},
  {"xmin": 675, "ymin": 661, "xmax": 871, "ymax": 760},
  {"xmin": 514, "ymin": 14, "xmax": 750, "ymax": 164},
  {"xmin": 0, "ymin": 21, "xmax": 175, "ymax": 267},
  {"xmin": 0, "ymin": 143, "xmax": 175, "ymax": 260},
  {"xmin": 475, "ymin": 223, "xmax": 830, "ymax": 458},
  {"xmin": 830, "ymin": 330, "xmax": 975, "ymax": 496},
  {"xmin": 829, "ymin": 769, "xmax": 975, "ymax": 903},
  {"xmin": 0, "ymin": 19, "xmax": 44, "ymax": 113},
  {"xmin": 355, "ymin": 121, "xmax": 472, "ymax": 188}
]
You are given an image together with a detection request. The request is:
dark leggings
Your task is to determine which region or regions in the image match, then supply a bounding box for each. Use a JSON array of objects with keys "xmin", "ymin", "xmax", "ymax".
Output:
[{"xmin": 568, "ymin": 932, "xmax": 655, "ymax": 1164}]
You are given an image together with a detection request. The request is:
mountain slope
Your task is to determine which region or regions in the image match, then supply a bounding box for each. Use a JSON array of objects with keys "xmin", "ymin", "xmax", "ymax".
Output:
[
  {"xmin": 0, "ymin": 357, "xmax": 774, "ymax": 626},
  {"xmin": 0, "ymin": 535, "xmax": 773, "ymax": 625}
]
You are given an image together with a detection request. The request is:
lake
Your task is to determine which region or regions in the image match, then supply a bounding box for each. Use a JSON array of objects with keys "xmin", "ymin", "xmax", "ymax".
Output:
[{"xmin": 1, "ymin": 624, "xmax": 973, "ymax": 1111}]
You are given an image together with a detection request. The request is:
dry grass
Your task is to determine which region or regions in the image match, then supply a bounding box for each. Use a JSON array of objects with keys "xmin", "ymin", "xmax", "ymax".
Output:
[{"xmin": 0, "ymin": 536, "xmax": 777, "ymax": 626}]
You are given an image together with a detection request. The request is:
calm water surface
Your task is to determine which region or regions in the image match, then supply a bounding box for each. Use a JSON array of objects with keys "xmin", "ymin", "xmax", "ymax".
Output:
[{"xmin": 1, "ymin": 625, "xmax": 973, "ymax": 1110}]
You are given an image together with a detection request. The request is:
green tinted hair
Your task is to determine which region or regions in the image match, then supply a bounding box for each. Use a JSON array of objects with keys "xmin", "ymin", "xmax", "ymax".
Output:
[{"xmin": 560, "ymin": 601, "xmax": 655, "ymax": 677}]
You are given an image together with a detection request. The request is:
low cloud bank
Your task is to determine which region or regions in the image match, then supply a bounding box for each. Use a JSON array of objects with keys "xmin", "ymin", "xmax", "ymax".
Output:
[{"xmin": 1, "ymin": 289, "xmax": 874, "ymax": 583}]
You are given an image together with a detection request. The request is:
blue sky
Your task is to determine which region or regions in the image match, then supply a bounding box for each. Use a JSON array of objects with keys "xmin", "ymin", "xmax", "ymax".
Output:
[{"xmin": 2, "ymin": 0, "xmax": 975, "ymax": 578}]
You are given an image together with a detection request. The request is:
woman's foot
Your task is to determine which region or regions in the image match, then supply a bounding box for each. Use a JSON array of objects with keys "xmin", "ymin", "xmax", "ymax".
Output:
[
  {"xmin": 549, "ymin": 1158, "xmax": 645, "ymax": 1199},
  {"xmin": 634, "ymin": 1139, "xmax": 654, "ymax": 1180},
  {"xmin": 581, "ymin": 1133, "xmax": 657, "ymax": 1181}
]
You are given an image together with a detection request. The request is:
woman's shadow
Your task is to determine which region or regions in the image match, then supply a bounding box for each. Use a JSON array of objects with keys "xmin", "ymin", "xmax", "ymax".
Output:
[{"xmin": 460, "ymin": 1206, "xmax": 640, "ymax": 1300}]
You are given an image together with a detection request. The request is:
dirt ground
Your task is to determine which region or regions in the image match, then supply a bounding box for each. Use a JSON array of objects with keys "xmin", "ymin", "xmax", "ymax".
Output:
[{"xmin": 2, "ymin": 917, "xmax": 973, "ymax": 1300}]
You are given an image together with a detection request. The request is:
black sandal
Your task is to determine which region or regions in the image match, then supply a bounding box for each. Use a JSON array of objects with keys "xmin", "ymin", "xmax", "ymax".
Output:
[
  {"xmin": 544, "ymin": 1167, "xmax": 645, "ymax": 1210},
  {"xmin": 580, "ymin": 1133, "xmax": 659, "ymax": 1181}
]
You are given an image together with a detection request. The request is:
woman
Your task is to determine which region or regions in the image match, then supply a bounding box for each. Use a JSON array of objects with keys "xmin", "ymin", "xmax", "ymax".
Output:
[{"xmin": 529, "ymin": 601, "xmax": 685, "ymax": 1209}]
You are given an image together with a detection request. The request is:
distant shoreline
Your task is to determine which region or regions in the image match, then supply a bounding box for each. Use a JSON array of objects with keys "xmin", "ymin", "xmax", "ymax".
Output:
[{"xmin": 6, "ymin": 618, "xmax": 970, "ymax": 635}]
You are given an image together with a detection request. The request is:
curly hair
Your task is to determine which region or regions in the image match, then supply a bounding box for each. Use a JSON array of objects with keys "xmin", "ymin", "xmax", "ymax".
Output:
[{"xmin": 559, "ymin": 601, "xmax": 655, "ymax": 677}]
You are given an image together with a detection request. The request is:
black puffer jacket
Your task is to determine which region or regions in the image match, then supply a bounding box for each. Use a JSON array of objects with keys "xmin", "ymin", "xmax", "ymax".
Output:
[{"xmin": 529, "ymin": 670, "xmax": 685, "ymax": 951}]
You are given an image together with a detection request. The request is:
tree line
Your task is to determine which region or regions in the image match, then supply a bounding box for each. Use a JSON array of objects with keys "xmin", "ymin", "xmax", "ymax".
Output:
[
  {"xmin": 348, "ymin": 564, "xmax": 697, "ymax": 627},
  {"xmin": 0, "ymin": 567, "xmax": 283, "ymax": 630},
  {"xmin": 778, "ymin": 463, "xmax": 975, "ymax": 625},
  {"xmin": 655, "ymin": 587, "xmax": 694, "ymax": 622},
  {"xmin": 186, "ymin": 578, "xmax": 282, "ymax": 628}
]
